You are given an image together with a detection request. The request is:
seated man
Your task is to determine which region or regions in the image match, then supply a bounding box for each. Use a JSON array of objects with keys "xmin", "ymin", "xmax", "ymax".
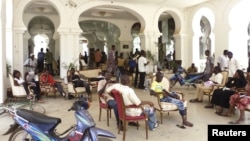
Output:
[
  {"xmin": 40, "ymin": 70, "xmax": 67, "ymax": 97},
  {"xmin": 106, "ymin": 74, "xmax": 159, "ymax": 131},
  {"xmin": 97, "ymin": 71, "xmax": 121, "ymax": 129},
  {"xmin": 68, "ymin": 68, "xmax": 92, "ymax": 100},
  {"xmin": 189, "ymin": 66, "xmax": 223, "ymax": 103},
  {"xmin": 25, "ymin": 69, "xmax": 44, "ymax": 103},
  {"xmin": 186, "ymin": 63, "xmax": 198, "ymax": 73},
  {"xmin": 150, "ymin": 71, "xmax": 193, "ymax": 128}
]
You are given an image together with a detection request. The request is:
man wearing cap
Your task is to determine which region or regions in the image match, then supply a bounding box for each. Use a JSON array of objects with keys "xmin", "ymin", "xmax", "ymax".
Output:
[{"xmin": 24, "ymin": 53, "xmax": 37, "ymax": 72}]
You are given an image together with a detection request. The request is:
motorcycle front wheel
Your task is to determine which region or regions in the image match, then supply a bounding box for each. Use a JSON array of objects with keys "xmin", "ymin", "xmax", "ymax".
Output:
[{"xmin": 8, "ymin": 127, "xmax": 33, "ymax": 141}]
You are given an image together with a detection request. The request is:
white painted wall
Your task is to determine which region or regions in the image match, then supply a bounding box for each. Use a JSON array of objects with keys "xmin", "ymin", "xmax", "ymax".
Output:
[{"xmin": 1, "ymin": 0, "xmax": 250, "ymax": 103}]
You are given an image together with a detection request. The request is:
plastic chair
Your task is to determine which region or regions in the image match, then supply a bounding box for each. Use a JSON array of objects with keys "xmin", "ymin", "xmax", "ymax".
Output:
[
  {"xmin": 98, "ymin": 94, "xmax": 112, "ymax": 126},
  {"xmin": 111, "ymin": 89, "xmax": 148, "ymax": 141}
]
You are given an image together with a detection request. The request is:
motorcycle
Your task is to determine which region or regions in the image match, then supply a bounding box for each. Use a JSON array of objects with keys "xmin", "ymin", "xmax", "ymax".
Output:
[{"xmin": 3, "ymin": 98, "xmax": 116, "ymax": 141}]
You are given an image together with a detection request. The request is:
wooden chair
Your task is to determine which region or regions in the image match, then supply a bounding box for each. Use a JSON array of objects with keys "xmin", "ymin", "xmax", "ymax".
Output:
[
  {"xmin": 111, "ymin": 89, "xmax": 148, "ymax": 141},
  {"xmin": 98, "ymin": 94, "xmax": 112, "ymax": 126},
  {"xmin": 151, "ymin": 76, "xmax": 187, "ymax": 124},
  {"xmin": 203, "ymin": 71, "xmax": 228, "ymax": 102}
]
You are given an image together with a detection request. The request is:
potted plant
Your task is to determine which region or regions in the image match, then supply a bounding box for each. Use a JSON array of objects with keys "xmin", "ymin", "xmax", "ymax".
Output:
[
  {"xmin": 62, "ymin": 58, "xmax": 79, "ymax": 71},
  {"xmin": 146, "ymin": 50, "xmax": 157, "ymax": 72},
  {"xmin": 6, "ymin": 64, "xmax": 11, "ymax": 76}
]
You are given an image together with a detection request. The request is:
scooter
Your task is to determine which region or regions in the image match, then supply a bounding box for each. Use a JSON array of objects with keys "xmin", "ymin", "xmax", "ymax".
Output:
[{"xmin": 3, "ymin": 99, "xmax": 116, "ymax": 141}]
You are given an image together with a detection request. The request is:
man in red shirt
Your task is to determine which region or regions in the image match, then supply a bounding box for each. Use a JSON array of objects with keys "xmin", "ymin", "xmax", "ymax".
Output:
[{"xmin": 40, "ymin": 70, "xmax": 66, "ymax": 97}]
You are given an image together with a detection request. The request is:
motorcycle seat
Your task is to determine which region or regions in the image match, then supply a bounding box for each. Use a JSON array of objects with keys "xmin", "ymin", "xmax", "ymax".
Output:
[{"xmin": 17, "ymin": 109, "xmax": 61, "ymax": 130}]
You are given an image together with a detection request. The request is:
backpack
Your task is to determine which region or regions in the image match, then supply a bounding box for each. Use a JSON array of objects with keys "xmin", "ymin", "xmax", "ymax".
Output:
[
  {"xmin": 128, "ymin": 60, "xmax": 137, "ymax": 68},
  {"xmin": 38, "ymin": 52, "xmax": 44, "ymax": 62}
]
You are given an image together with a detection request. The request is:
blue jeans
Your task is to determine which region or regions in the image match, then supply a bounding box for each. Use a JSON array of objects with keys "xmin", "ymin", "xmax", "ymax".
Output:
[
  {"xmin": 107, "ymin": 100, "xmax": 119, "ymax": 125},
  {"xmin": 169, "ymin": 74, "xmax": 185, "ymax": 85},
  {"xmin": 160, "ymin": 92, "xmax": 186, "ymax": 116},
  {"xmin": 185, "ymin": 73, "xmax": 203, "ymax": 83},
  {"xmin": 143, "ymin": 108, "xmax": 157, "ymax": 130}
]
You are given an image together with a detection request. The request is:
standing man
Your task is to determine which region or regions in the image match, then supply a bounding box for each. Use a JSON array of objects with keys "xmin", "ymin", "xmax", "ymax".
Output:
[
  {"xmin": 94, "ymin": 48, "xmax": 102, "ymax": 68},
  {"xmin": 107, "ymin": 45, "xmax": 117, "ymax": 74},
  {"xmin": 24, "ymin": 53, "xmax": 37, "ymax": 72},
  {"xmin": 203, "ymin": 50, "xmax": 214, "ymax": 81},
  {"xmin": 37, "ymin": 48, "xmax": 45, "ymax": 73},
  {"xmin": 217, "ymin": 49, "xmax": 229, "ymax": 71},
  {"xmin": 247, "ymin": 52, "xmax": 250, "ymax": 72},
  {"xmin": 138, "ymin": 50, "xmax": 149, "ymax": 89},
  {"xmin": 228, "ymin": 51, "xmax": 240, "ymax": 81},
  {"xmin": 133, "ymin": 52, "xmax": 140, "ymax": 88},
  {"xmin": 45, "ymin": 48, "xmax": 54, "ymax": 76}
]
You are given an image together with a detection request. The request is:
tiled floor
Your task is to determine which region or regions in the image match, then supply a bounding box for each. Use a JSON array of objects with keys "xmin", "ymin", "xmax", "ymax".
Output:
[{"xmin": 0, "ymin": 83, "xmax": 249, "ymax": 141}]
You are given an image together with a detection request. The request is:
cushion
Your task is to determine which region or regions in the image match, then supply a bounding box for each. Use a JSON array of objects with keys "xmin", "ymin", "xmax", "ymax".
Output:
[{"xmin": 160, "ymin": 100, "xmax": 187, "ymax": 111}]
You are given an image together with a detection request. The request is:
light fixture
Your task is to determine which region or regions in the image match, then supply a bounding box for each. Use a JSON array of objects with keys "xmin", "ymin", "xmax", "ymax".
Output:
[
  {"xmin": 99, "ymin": 11, "xmax": 106, "ymax": 17},
  {"xmin": 66, "ymin": 0, "xmax": 77, "ymax": 7}
]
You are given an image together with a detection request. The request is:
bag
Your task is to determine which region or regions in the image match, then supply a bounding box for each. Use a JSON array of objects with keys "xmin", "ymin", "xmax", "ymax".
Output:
[
  {"xmin": 203, "ymin": 81, "xmax": 214, "ymax": 87},
  {"xmin": 129, "ymin": 60, "xmax": 137, "ymax": 68}
]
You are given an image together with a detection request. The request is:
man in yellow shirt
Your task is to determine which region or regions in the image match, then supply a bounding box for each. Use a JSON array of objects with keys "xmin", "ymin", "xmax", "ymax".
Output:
[{"xmin": 150, "ymin": 71, "xmax": 193, "ymax": 128}]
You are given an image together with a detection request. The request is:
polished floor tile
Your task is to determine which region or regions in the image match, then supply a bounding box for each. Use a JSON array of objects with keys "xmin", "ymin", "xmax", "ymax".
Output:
[{"xmin": 0, "ymin": 83, "xmax": 249, "ymax": 141}]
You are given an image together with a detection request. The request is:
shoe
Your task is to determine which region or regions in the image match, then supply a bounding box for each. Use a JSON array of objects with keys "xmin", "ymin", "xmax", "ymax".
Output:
[
  {"xmin": 117, "ymin": 125, "xmax": 124, "ymax": 131},
  {"xmin": 189, "ymin": 99, "xmax": 202, "ymax": 103},
  {"xmin": 192, "ymin": 84, "xmax": 196, "ymax": 88},
  {"xmin": 26, "ymin": 95, "xmax": 33, "ymax": 100},
  {"xmin": 37, "ymin": 99, "xmax": 45, "ymax": 103},
  {"xmin": 128, "ymin": 122, "xmax": 140, "ymax": 127},
  {"xmin": 217, "ymin": 112, "xmax": 231, "ymax": 117},
  {"xmin": 154, "ymin": 122, "xmax": 159, "ymax": 128},
  {"xmin": 151, "ymin": 122, "xmax": 159, "ymax": 131},
  {"xmin": 204, "ymin": 105, "xmax": 214, "ymax": 108}
]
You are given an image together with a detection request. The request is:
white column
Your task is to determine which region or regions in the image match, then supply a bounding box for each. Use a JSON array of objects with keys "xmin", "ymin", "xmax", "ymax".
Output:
[
  {"xmin": 139, "ymin": 31, "xmax": 161, "ymax": 73},
  {"xmin": 173, "ymin": 34, "xmax": 188, "ymax": 67},
  {"xmin": 0, "ymin": 0, "xmax": 6, "ymax": 103},
  {"xmin": 13, "ymin": 29, "xmax": 26, "ymax": 76},
  {"xmin": 58, "ymin": 31, "xmax": 81, "ymax": 79},
  {"xmin": 58, "ymin": 32, "xmax": 67, "ymax": 79}
]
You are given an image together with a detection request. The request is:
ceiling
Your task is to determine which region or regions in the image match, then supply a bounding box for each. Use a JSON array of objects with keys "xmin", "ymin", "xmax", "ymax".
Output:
[
  {"xmin": 25, "ymin": 0, "xmax": 210, "ymax": 20},
  {"xmin": 24, "ymin": 0, "xmax": 210, "ymax": 41}
]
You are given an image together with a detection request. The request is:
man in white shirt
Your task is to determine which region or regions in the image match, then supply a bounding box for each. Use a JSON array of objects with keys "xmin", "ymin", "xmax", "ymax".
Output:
[
  {"xmin": 137, "ymin": 50, "xmax": 149, "ymax": 89},
  {"xmin": 24, "ymin": 53, "xmax": 37, "ymax": 72},
  {"xmin": 106, "ymin": 74, "xmax": 159, "ymax": 131},
  {"xmin": 217, "ymin": 50, "xmax": 229, "ymax": 71},
  {"xmin": 190, "ymin": 66, "xmax": 223, "ymax": 103},
  {"xmin": 228, "ymin": 51, "xmax": 240, "ymax": 80}
]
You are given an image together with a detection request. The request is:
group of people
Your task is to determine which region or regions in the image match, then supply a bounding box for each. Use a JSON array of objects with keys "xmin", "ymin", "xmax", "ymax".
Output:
[
  {"xmin": 25, "ymin": 48, "xmax": 55, "ymax": 75},
  {"xmin": 188, "ymin": 49, "xmax": 250, "ymax": 124},
  {"xmin": 12, "ymin": 47, "xmax": 67, "ymax": 102},
  {"xmin": 97, "ymin": 69, "xmax": 193, "ymax": 131}
]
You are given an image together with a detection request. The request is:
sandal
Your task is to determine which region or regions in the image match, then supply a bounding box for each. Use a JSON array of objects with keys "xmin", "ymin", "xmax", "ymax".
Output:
[
  {"xmin": 183, "ymin": 121, "xmax": 193, "ymax": 127},
  {"xmin": 128, "ymin": 122, "xmax": 140, "ymax": 127},
  {"xmin": 204, "ymin": 105, "xmax": 214, "ymax": 108},
  {"xmin": 176, "ymin": 124, "xmax": 186, "ymax": 129},
  {"xmin": 228, "ymin": 121, "xmax": 240, "ymax": 124},
  {"xmin": 189, "ymin": 99, "xmax": 202, "ymax": 103},
  {"xmin": 216, "ymin": 112, "xmax": 231, "ymax": 117}
]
